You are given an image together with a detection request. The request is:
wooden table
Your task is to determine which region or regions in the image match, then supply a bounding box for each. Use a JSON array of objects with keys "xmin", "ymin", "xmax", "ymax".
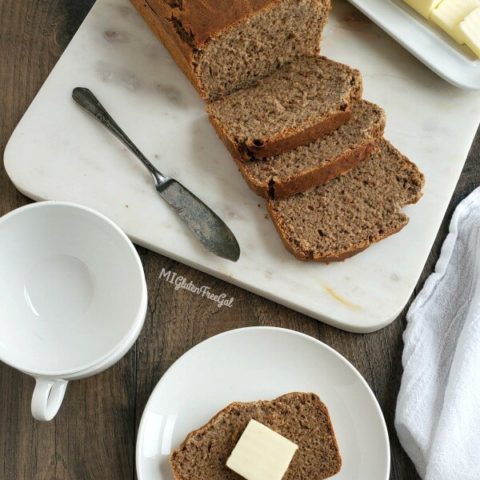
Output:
[{"xmin": 0, "ymin": 1, "xmax": 478, "ymax": 479}]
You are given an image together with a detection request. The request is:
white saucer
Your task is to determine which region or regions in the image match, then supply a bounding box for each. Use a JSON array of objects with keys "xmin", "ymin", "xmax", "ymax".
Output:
[{"xmin": 136, "ymin": 327, "xmax": 390, "ymax": 480}]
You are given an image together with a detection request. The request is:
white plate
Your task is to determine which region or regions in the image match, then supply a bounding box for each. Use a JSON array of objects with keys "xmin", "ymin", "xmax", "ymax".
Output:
[
  {"xmin": 348, "ymin": 0, "xmax": 480, "ymax": 89},
  {"xmin": 136, "ymin": 327, "xmax": 390, "ymax": 480}
]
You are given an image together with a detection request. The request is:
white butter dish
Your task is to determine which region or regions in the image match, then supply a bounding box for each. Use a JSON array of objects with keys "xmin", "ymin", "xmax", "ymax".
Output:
[{"xmin": 348, "ymin": 0, "xmax": 480, "ymax": 89}]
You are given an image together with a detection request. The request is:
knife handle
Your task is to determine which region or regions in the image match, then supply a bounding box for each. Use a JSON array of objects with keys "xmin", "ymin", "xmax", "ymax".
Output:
[{"xmin": 72, "ymin": 87, "xmax": 167, "ymax": 184}]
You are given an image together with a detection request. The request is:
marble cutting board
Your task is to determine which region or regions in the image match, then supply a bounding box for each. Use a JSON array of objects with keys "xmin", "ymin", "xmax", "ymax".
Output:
[{"xmin": 4, "ymin": 0, "xmax": 480, "ymax": 333}]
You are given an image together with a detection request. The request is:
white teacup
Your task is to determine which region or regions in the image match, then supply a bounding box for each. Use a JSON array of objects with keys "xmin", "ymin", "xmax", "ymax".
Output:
[{"xmin": 0, "ymin": 201, "xmax": 147, "ymax": 421}]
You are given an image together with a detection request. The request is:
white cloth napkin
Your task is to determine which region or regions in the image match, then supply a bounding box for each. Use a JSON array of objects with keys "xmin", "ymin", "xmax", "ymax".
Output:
[{"xmin": 395, "ymin": 186, "xmax": 480, "ymax": 480}]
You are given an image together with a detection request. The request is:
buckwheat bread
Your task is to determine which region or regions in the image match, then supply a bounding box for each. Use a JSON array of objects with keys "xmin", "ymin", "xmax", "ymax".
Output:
[
  {"xmin": 170, "ymin": 392, "xmax": 342, "ymax": 480},
  {"xmin": 131, "ymin": 0, "xmax": 331, "ymax": 100},
  {"xmin": 267, "ymin": 139, "xmax": 424, "ymax": 262},
  {"xmin": 208, "ymin": 56, "xmax": 363, "ymax": 160},
  {"xmin": 237, "ymin": 100, "xmax": 385, "ymax": 199}
]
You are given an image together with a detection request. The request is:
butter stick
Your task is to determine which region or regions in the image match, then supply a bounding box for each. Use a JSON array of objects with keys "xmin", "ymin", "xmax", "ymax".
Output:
[
  {"xmin": 460, "ymin": 7, "xmax": 480, "ymax": 57},
  {"xmin": 431, "ymin": 0, "xmax": 480, "ymax": 43},
  {"xmin": 403, "ymin": 0, "xmax": 442, "ymax": 18}
]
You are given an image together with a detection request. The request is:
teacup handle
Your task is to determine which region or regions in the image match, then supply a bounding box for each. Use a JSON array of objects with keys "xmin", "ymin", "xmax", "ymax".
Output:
[{"xmin": 31, "ymin": 378, "xmax": 68, "ymax": 421}]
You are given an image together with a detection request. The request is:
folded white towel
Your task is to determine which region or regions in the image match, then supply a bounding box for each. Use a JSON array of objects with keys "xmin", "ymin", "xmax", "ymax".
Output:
[{"xmin": 395, "ymin": 187, "xmax": 480, "ymax": 480}]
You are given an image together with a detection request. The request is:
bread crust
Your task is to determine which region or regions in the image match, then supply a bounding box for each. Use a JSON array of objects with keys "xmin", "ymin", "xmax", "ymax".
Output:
[
  {"xmin": 241, "ymin": 110, "xmax": 353, "ymax": 159},
  {"xmin": 238, "ymin": 140, "xmax": 379, "ymax": 199},
  {"xmin": 170, "ymin": 392, "xmax": 342, "ymax": 480},
  {"xmin": 130, "ymin": 0, "xmax": 208, "ymax": 97},
  {"xmin": 146, "ymin": 0, "xmax": 288, "ymax": 46},
  {"xmin": 208, "ymin": 68, "xmax": 363, "ymax": 161}
]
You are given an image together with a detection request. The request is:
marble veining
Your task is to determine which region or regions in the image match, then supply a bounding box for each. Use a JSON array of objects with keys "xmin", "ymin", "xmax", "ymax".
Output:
[{"xmin": 4, "ymin": 0, "xmax": 480, "ymax": 332}]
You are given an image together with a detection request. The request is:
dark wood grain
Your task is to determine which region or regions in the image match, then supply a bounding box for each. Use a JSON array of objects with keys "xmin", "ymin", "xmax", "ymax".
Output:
[{"xmin": 0, "ymin": 1, "xmax": 479, "ymax": 479}]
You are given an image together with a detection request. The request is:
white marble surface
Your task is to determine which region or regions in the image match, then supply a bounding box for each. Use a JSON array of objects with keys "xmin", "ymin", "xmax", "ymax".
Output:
[{"xmin": 4, "ymin": 0, "xmax": 480, "ymax": 332}]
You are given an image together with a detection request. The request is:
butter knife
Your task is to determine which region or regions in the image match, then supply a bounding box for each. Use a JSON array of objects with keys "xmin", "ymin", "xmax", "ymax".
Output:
[{"xmin": 72, "ymin": 87, "xmax": 240, "ymax": 262}]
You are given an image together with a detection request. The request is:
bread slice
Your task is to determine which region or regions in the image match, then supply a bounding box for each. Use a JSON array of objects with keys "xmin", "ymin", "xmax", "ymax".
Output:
[
  {"xmin": 267, "ymin": 139, "xmax": 424, "ymax": 262},
  {"xmin": 131, "ymin": 0, "xmax": 331, "ymax": 100},
  {"xmin": 208, "ymin": 56, "xmax": 363, "ymax": 160},
  {"xmin": 170, "ymin": 392, "xmax": 342, "ymax": 480},
  {"xmin": 237, "ymin": 100, "xmax": 385, "ymax": 199}
]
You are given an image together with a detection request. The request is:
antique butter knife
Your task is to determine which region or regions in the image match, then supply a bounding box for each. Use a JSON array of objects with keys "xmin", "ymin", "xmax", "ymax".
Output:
[{"xmin": 72, "ymin": 87, "xmax": 240, "ymax": 262}]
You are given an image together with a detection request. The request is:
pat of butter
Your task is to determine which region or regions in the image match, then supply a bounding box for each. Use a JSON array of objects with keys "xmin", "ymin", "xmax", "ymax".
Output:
[
  {"xmin": 431, "ymin": 0, "xmax": 480, "ymax": 43},
  {"xmin": 403, "ymin": 0, "xmax": 442, "ymax": 18},
  {"xmin": 460, "ymin": 7, "xmax": 480, "ymax": 57},
  {"xmin": 226, "ymin": 419, "xmax": 298, "ymax": 480}
]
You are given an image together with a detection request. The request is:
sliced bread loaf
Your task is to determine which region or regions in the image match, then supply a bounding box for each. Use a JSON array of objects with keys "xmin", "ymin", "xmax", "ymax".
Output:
[
  {"xmin": 237, "ymin": 100, "xmax": 385, "ymax": 199},
  {"xmin": 131, "ymin": 0, "xmax": 331, "ymax": 100},
  {"xmin": 267, "ymin": 139, "xmax": 424, "ymax": 262},
  {"xmin": 170, "ymin": 392, "xmax": 342, "ymax": 480},
  {"xmin": 208, "ymin": 56, "xmax": 363, "ymax": 160}
]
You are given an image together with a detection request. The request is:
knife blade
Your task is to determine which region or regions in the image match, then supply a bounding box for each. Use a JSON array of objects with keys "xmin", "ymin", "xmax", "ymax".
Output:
[{"xmin": 156, "ymin": 178, "xmax": 240, "ymax": 261}]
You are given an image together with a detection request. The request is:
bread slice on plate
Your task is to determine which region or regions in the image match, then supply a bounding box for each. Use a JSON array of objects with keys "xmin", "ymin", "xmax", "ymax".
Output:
[
  {"xmin": 237, "ymin": 100, "xmax": 385, "ymax": 199},
  {"xmin": 170, "ymin": 392, "xmax": 342, "ymax": 480},
  {"xmin": 130, "ymin": 0, "xmax": 331, "ymax": 100},
  {"xmin": 267, "ymin": 139, "xmax": 425, "ymax": 262},
  {"xmin": 207, "ymin": 56, "xmax": 363, "ymax": 160}
]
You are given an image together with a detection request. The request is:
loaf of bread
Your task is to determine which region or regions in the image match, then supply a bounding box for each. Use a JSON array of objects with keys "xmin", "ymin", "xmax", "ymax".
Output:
[
  {"xmin": 236, "ymin": 100, "xmax": 385, "ymax": 199},
  {"xmin": 208, "ymin": 56, "xmax": 362, "ymax": 160},
  {"xmin": 267, "ymin": 139, "xmax": 424, "ymax": 262},
  {"xmin": 132, "ymin": 1, "xmax": 424, "ymax": 263},
  {"xmin": 170, "ymin": 392, "xmax": 342, "ymax": 480},
  {"xmin": 131, "ymin": 0, "xmax": 331, "ymax": 100}
]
